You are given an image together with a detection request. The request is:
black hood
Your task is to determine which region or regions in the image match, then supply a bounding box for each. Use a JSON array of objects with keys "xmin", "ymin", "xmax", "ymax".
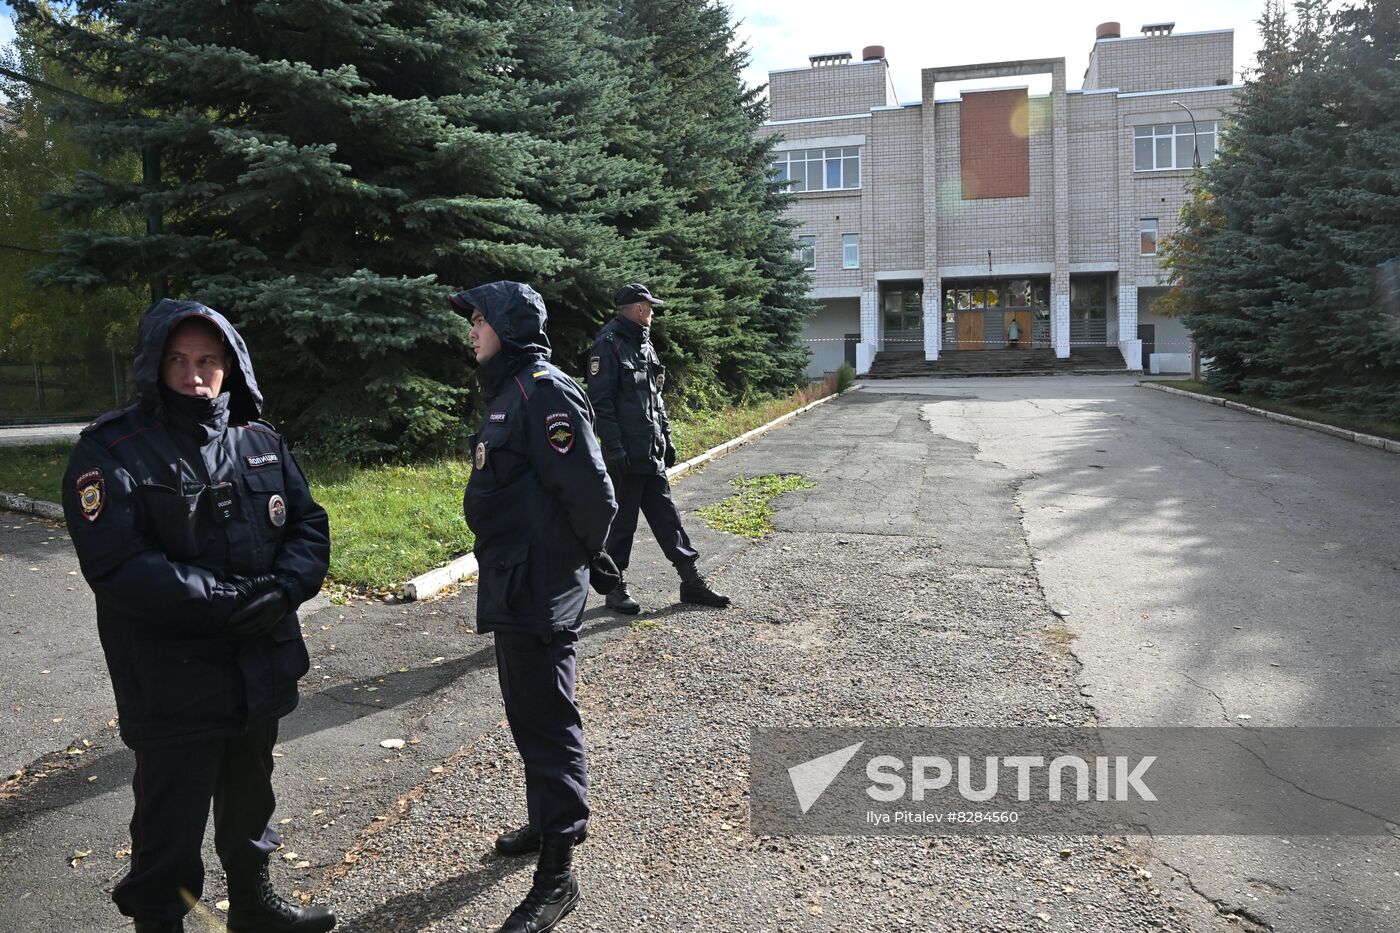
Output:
[
  {"xmin": 134, "ymin": 299, "xmax": 263, "ymax": 423},
  {"xmin": 449, "ymin": 281, "xmax": 552, "ymax": 359}
]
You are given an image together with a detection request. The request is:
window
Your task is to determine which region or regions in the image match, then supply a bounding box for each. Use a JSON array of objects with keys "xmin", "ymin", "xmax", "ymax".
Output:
[
  {"xmin": 1133, "ymin": 122, "xmax": 1218, "ymax": 171},
  {"xmin": 796, "ymin": 235, "xmax": 815, "ymax": 270},
  {"xmin": 882, "ymin": 287, "xmax": 923, "ymax": 334},
  {"xmin": 771, "ymin": 147, "xmax": 861, "ymax": 192},
  {"xmin": 842, "ymin": 234, "xmax": 860, "ymax": 269},
  {"xmin": 1140, "ymin": 218, "xmax": 1158, "ymax": 255}
]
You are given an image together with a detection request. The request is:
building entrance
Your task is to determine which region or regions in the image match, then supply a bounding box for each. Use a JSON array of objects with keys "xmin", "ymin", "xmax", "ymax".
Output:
[{"xmin": 942, "ymin": 278, "xmax": 1050, "ymax": 350}]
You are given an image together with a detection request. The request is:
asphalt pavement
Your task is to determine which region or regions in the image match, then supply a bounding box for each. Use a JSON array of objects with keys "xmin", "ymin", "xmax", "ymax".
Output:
[{"xmin": 2, "ymin": 379, "xmax": 1396, "ymax": 931}]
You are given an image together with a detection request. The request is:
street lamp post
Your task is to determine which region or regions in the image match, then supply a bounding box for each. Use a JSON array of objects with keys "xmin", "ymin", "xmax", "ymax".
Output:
[{"xmin": 1170, "ymin": 99, "xmax": 1202, "ymax": 169}]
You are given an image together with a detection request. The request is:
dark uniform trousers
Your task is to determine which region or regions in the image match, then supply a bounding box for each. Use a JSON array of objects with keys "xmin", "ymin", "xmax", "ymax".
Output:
[
  {"xmin": 604, "ymin": 471, "xmax": 699, "ymax": 574},
  {"xmin": 113, "ymin": 721, "xmax": 282, "ymax": 921},
  {"xmin": 495, "ymin": 630, "xmax": 589, "ymax": 838}
]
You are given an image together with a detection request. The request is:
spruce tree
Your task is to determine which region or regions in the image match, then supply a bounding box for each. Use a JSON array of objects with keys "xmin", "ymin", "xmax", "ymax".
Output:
[
  {"xmin": 1163, "ymin": 0, "xmax": 1400, "ymax": 418},
  {"xmin": 16, "ymin": 0, "xmax": 557, "ymax": 458}
]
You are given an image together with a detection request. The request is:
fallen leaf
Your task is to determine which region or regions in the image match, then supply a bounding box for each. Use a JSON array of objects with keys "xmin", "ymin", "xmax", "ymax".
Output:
[
  {"xmin": 380, "ymin": 739, "xmax": 406, "ymax": 749},
  {"xmin": 215, "ymin": 899, "xmax": 230, "ymax": 911},
  {"xmin": 279, "ymin": 818, "xmax": 293, "ymax": 825}
]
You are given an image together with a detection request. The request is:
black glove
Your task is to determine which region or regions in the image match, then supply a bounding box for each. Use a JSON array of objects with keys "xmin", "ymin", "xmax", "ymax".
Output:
[
  {"xmin": 588, "ymin": 552, "xmax": 621, "ymax": 595},
  {"xmin": 604, "ymin": 451, "xmax": 627, "ymax": 475},
  {"xmin": 226, "ymin": 587, "xmax": 290, "ymax": 639},
  {"xmin": 229, "ymin": 573, "xmax": 280, "ymax": 605},
  {"xmin": 664, "ymin": 442, "xmax": 677, "ymax": 468}
]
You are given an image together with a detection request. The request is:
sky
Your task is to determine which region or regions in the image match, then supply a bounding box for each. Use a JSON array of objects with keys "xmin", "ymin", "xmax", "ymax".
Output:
[
  {"xmin": 727, "ymin": 0, "xmax": 1267, "ymax": 103},
  {"xmin": 1, "ymin": 1, "xmax": 1265, "ymax": 100}
]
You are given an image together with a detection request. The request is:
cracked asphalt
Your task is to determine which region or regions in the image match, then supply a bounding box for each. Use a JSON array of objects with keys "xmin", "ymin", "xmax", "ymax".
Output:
[{"xmin": 2, "ymin": 377, "xmax": 1397, "ymax": 932}]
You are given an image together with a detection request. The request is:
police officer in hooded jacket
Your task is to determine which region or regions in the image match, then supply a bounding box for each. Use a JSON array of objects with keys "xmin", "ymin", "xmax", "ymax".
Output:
[
  {"xmin": 62, "ymin": 300, "xmax": 335, "ymax": 933},
  {"xmin": 587, "ymin": 283, "xmax": 729, "ymax": 614},
  {"xmin": 450, "ymin": 281, "xmax": 619, "ymax": 933}
]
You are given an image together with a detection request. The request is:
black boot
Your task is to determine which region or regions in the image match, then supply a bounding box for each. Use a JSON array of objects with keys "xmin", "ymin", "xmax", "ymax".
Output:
[
  {"xmin": 496, "ymin": 833, "xmax": 580, "ymax": 933},
  {"xmin": 495, "ymin": 823, "xmax": 541, "ymax": 856},
  {"xmin": 133, "ymin": 920, "xmax": 184, "ymax": 933},
  {"xmin": 678, "ymin": 562, "xmax": 731, "ymax": 608},
  {"xmin": 605, "ymin": 576, "xmax": 640, "ymax": 614},
  {"xmin": 227, "ymin": 860, "xmax": 336, "ymax": 933}
]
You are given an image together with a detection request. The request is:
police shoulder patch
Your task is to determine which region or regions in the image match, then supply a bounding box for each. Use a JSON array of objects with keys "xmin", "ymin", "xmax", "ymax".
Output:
[
  {"xmin": 545, "ymin": 411, "xmax": 574, "ymax": 454},
  {"xmin": 589, "ymin": 356, "xmax": 600, "ymax": 376},
  {"xmin": 75, "ymin": 468, "xmax": 105, "ymax": 523}
]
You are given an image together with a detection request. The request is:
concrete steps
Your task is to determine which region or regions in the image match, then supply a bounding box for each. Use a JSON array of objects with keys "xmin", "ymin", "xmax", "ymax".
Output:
[{"xmin": 866, "ymin": 347, "xmax": 1132, "ymax": 379}]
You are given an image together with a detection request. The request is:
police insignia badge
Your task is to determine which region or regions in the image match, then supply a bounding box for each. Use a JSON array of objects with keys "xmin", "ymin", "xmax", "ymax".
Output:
[
  {"xmin": 475, "ymin": 441, "xmax": 487, "ymax": 470},
  {"xmin": 268, "ymin": 494, "xmax": 287, "ymax": 528},
  {"xmin": 657, "ymin": 371, "xmax": 665, "ymax": 390},
  {"xmin": 76, "ymin": 469, "xmax": 104, "ymax": 523},
  {"xmin": 589, "ymin": 356, "xmax": 600, "ymax": 376},
  {"xmin": 545, "ymin": 411, "xmax": 574, "ymax": 454}
]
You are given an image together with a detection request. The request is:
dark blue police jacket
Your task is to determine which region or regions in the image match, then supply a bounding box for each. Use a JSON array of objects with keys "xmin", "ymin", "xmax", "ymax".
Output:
[
  {"xmin": 587, "ymin": 315, "xmax": 673, "ymax": 475},
  {"xmin": 62, "ymin": 300, "xmax": 330, "ymax": 751},
  {"xmin": 458, "ymin": 282, "xmax": 617, "ymax": 636}
]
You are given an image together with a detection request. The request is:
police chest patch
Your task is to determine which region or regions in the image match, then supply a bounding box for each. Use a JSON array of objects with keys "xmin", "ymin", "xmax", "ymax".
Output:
[
  {"xmin": 488, "ymin": 411, "xmax": 507, "ymax": 423},
  {"xmin": 475, "ymin": 441, "xmax": 487, "ymax": 470},
  {"xmin": 589, "ymin": 356, "xmax": 600, "ymax": 376},
  {"xmin": 76, "ymin": 468, "xmax": 104, "ymax": 523},
  {"xmin": 245, "ymin": 452, "xmax": 280, "ymax": 468},
  {"xmin": 545, "ymin": 411, "xmax": 574, "ymax": 454},
  {"xmin": 656, "ymin": 371, "xmax": 666, "ymax": 390},
  {"xmin": 268, "ymin": 494, "xmax": 287, "ymax": 528}
]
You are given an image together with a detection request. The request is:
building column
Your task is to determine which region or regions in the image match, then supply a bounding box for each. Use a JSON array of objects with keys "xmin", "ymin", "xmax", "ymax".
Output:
[
  {"xmin": 922, "ymin": 77, "xmax": 940, "ymax": 361},
  {"xmin": 1118, "ymin": 279, "xmax": 1142, "ymax": 369},
  {"xmin": 1053, "ymin": 289, "xmax": 1071, "ymax": 358},
  {"xmin": 923, "ymin": 277, "xmax": 941, "ymax": 360},
  {"xmin": 1051, "ymin": 61, "xmax": 1070, "ymax": 360},
  {"xmin": 857, "ymin": 286, "xmax": 881, "ymax": 373}
]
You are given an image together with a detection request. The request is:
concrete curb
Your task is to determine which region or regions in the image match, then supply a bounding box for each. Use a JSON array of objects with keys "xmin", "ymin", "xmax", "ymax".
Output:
[
  {"xmin": 1140, "ymin": 382, "xmax": 1400, "ymax": 456},
  {"xmin": 400, "ymin": 385, "xmax": 856, "ymax": 601},
  {"xmin": 0, "ymin": 490, "xmax": 65, "ymax": 522}
]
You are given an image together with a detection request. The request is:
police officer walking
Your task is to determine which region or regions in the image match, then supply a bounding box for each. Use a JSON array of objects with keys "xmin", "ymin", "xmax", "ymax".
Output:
[
  {"xmin": 450, "ymin": 282, "xmax": 619, "ymax": 933},
  {"xmin": 587, "ymin": 283, "xmax": 730, "ymax": 614},
  {"xmin": 62, "ymin": 300, "xmax": 335, "ymax": 933}
]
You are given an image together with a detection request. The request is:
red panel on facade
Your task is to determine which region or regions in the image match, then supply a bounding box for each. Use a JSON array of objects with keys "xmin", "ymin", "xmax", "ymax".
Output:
[{"xmin": 960, "ymin": 88, "xmax": 1031, "ymax": 200}]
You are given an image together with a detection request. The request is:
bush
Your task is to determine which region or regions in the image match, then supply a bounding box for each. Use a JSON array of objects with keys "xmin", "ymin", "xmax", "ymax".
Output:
[{"xmin": 836, "ymin": 362, "xmax": 856, "ymax": 393}]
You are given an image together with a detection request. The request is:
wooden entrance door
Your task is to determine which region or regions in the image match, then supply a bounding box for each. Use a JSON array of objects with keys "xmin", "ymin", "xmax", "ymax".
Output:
[
  {"xmin": 957, "ymin": 312, "xmax": 983, "ymax": 350},
  {"xmin": 1007, "ymin": 311, "xmax": 1032, "ymax": 349}
]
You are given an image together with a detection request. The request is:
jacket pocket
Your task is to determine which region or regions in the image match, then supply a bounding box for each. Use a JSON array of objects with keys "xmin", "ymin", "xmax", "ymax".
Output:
[
  {"xmin": 135, "ymin": 638, "xmax": 237, "ymax": 729},
  {"xmin": 242, "ymin": 469, "xmax": 288, "ymax": 543},
  {"xmin": 477, "ymin": 539, "xmax": 534, "ymax": 619},
  {"xmin": 137, "ymin": 482, "xmax": 202, "ymax": 561}
]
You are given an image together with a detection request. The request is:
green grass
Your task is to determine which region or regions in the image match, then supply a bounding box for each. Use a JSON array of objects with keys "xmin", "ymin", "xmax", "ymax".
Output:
[
  {"xmin": 1150, "ymin": 380, "xmax": 1400, "ymax": 442},
  {"xmin": 697, "ymin": 473, "xmax": 815, "ymax": 539},
  {"xmin": 305, "ymin": 459, "xmax": 474, "ymax": 594},
  {"xmin": 0, "ymin": 443, "xmax": 72, "ymax": 502},
  {"xmin": 670, "ymin": 381, "xmax": 835, "ymax": 462}
]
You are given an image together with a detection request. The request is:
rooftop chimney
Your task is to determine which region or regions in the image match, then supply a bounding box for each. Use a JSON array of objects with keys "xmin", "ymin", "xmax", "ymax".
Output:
[
  {"xmin": 1141, "ymin": 22, "xmax": 1175, "ymax": 37},
  {"xmin": 862, "ymin": 45, "xmax": 886, "ymax": 61},
  {"xmin": 1095, "ymin": 22, "xmax": 1121, "ymax": 40},
  {"xmin": 809, "ymin": 51, "xmax": 853, "ymax": 67}
]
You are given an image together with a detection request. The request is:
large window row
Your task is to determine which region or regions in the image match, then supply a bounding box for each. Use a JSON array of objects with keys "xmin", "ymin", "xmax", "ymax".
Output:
[
  {"xmin": 771, "ymin": 147, "xmax": 861, "ymax": 192},
  {"xmin": 1134, "ymin": 122, "xmax": 1218, "ymax": 171}
]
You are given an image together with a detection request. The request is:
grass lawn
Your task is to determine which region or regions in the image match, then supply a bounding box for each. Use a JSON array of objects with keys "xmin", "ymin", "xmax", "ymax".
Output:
[
  {"xmin": 1148, "ymin": 380, "xmax": 1400, "ymax": 442},
  {"xmin": 0, "ymin": 443, "xmax": 71, "ymax": 502},
  {"xmin": 0, "ymin": 380, "xmax": 841, "ymax": 592}
]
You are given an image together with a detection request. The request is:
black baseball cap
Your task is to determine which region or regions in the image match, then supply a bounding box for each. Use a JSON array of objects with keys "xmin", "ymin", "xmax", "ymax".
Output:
[{"xmin": 613, "ymin": 283, "xmax": 665, "ymax": 308}]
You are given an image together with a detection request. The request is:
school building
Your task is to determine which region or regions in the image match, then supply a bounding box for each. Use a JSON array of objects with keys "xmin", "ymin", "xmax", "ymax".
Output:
[{"xmin": 758, "ymin": 21, "xmax": 1240, "ymax": 377}]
